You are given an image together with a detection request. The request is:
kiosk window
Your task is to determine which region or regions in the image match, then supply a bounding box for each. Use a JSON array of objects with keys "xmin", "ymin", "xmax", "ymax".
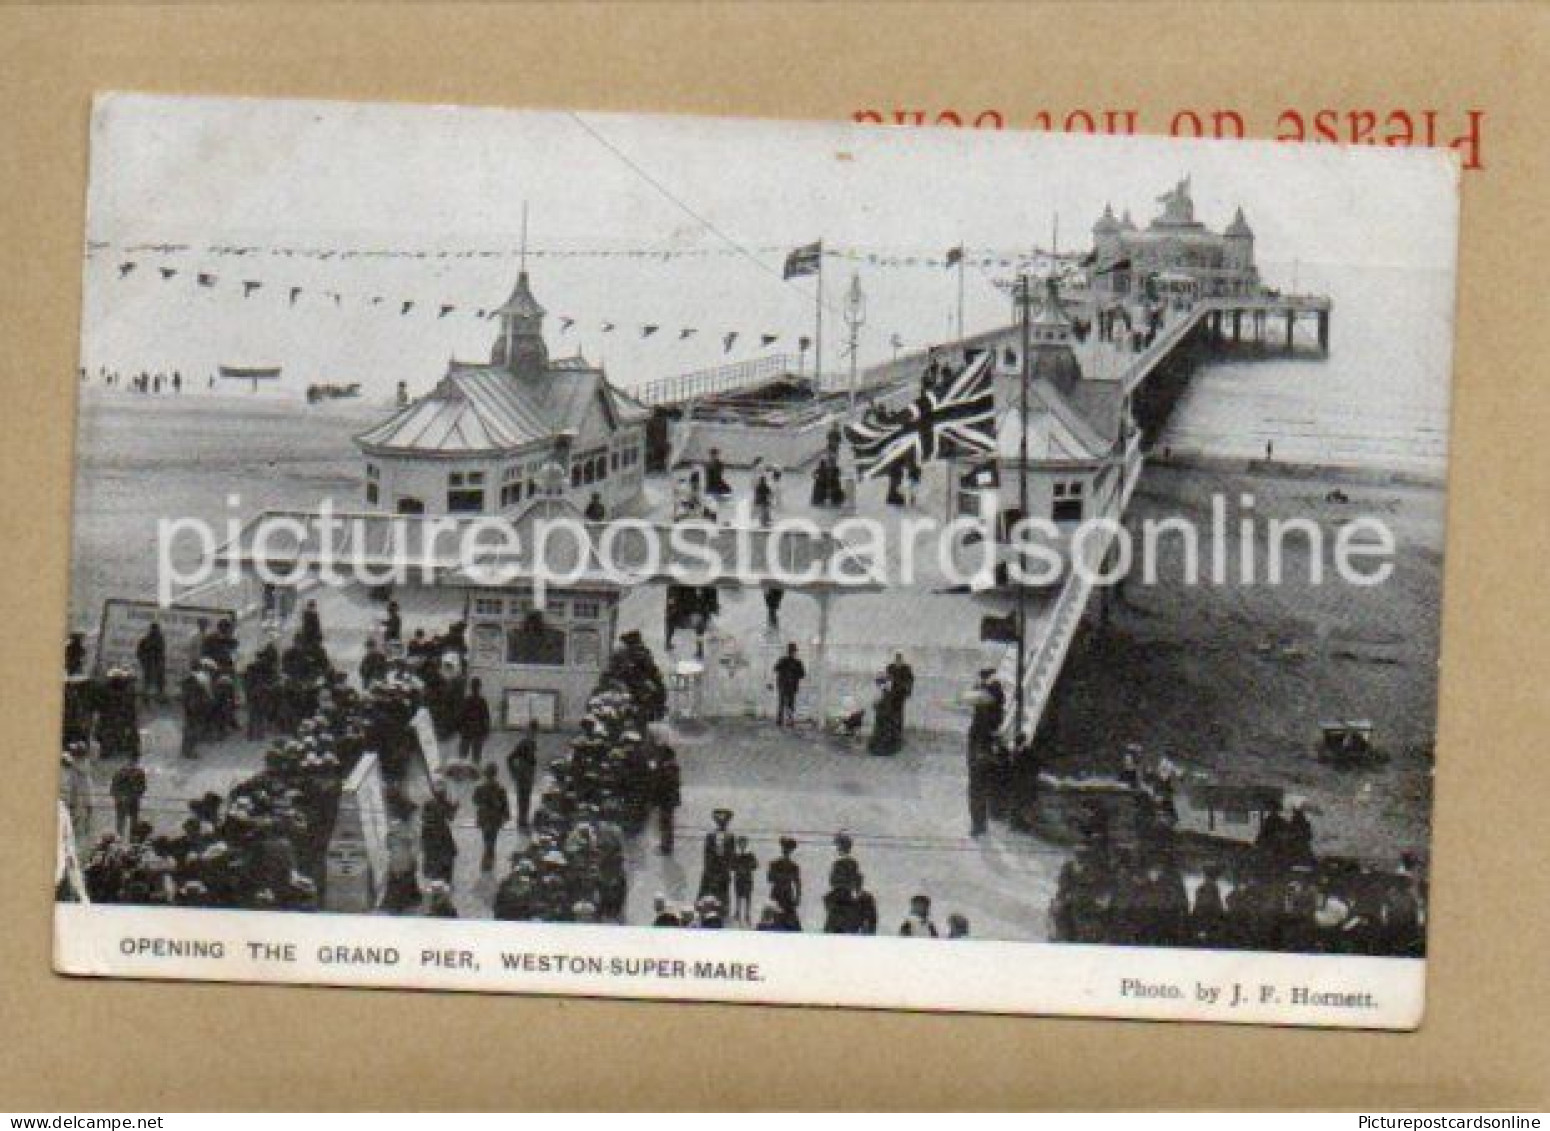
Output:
[{"xmin": 506, "ymin": 613, "xmax": 566, "ymax": 666}]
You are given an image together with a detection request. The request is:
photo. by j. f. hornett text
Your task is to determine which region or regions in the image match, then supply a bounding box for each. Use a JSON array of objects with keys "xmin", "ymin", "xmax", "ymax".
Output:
[{"xmin": 54, "ymin": 94, "xmax": 1459, "ymax": 1027}]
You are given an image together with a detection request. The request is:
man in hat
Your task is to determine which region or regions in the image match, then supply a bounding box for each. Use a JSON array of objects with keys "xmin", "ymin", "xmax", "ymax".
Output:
[
  {"xmin": 829, "ymin": 832, "xmax": 861, "ymax": 892},
  {"xmin": 704, "ymin": 447, "xmax": 731, "ymax": 499},
  {"xmin": 965, "ymin": 668, "xmax": 1005, "ymax": 836},
  {"xmin": 381, "ymin": 600, "xmax": 403, "ymax": 645},
  {"xmin": 650, "ymin": 893, "xmax": 681, "ymax": 927},
  {"xmin": 899, "ymin": 894, "xmax": 940, "ymax": 937},
  {"xmin": 772, "ymin": 643, "xmax": 806, "ymax": 727},
  {"xmin": 472, "ymin": 763, "xmax": 511, "ymax": 873},
  {"xmin": 699, "ymin": 807, "xmax": 736, "ymax": 907},
  {"xmin": 694, "ymin": 896, "xmax": 725, "ymax": 929},
  {"xmin": 358, "ymin": 638, "xmax": 388, "ymax": 688},
  {"xmin": 457, "ymin": 676, "xmax": 492, "ymax": 763},
  {"xmin": 506, "ymin": 718, "xmax": 540, "ymax": 831}
]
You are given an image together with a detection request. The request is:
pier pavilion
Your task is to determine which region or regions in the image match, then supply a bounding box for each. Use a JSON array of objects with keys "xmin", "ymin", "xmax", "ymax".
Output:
[{"xmin": 354, "ymin": 268, "xmax": 652, "ymax": 520}]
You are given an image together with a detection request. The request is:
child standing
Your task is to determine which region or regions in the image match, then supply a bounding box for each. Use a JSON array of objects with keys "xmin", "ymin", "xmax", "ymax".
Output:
[{"xmin": 731, "ymin": 836, "xmax": 758, "ymax": 926}]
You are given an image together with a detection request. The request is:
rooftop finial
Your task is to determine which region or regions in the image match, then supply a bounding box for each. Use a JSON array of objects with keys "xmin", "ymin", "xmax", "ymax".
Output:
[{"xmin": 520, "ymin": 200, "xmax": 530, "ymax": 274}]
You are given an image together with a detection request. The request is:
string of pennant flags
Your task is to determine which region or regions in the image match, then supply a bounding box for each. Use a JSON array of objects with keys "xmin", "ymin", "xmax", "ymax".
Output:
[
  {"xmin": 89, "ymin": 237, "xmax": 1085, "ymax": 354},
  {"xmin": 86, "ymin": 237, "xmax": 1080, "ymax": 271},
  {"xmin": 100, "ymin": 253, "xmax": 830, "ymax": 354}
]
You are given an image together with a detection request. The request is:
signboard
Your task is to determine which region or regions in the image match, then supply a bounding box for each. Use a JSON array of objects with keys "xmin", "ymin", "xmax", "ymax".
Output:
[
  {"xmin": 93, "ymin": 598, "xmax": 234, "ymax": 688},
  {"xmin": 503, "ymin": 688, "xmax": 559, "ymax": 729},
  {"xmin": 411, "ymin": 706, "xmax": 444, "ymax": 784},
  {"xmin": 324, "ymin": 753, "xmax": 385, "ymax": 914},
  {"xmin": 569, "ymin": 626, "xmax": 603, "ymax": 670},
  {"xmin": 469, "ymin": 621, "xmax": 503, "ymax": 666}
]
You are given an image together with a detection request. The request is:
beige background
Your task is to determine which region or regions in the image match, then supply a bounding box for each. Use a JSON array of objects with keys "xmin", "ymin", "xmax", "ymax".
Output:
[{"xmin": 1, "ymin": 3, "xmax": 1545, "ymax": 1111}]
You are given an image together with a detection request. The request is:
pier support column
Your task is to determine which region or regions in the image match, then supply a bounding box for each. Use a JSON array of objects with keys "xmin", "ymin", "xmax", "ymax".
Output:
[
  {"xmin": 1317, "ymin": 310, "xmax": 1330, "ymax": 353},
  {"xmin": 1285, "ymin": 310, "xmax": 1296, "ymax": 350},
  {"xmin": 1231, "ymin": 310, "xmax": 1241, "ymax": 342}
]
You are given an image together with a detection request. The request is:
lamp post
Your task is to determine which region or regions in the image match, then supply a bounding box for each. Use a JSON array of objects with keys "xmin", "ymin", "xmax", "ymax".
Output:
[{"xmin": 842, "ymin": 272, "xmax": 866, "ymax": 414}]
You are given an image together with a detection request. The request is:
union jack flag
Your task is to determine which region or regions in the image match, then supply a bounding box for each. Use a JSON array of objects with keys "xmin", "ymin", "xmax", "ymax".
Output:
[{"xmin": 844, "ymin": 348, "xmax": 997, "ymax": 479}]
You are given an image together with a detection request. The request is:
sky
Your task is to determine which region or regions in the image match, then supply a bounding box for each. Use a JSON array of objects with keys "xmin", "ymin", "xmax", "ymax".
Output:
[{"xmin": 80, "ymin": 94, "xmax": 1460, "ymax": 401}]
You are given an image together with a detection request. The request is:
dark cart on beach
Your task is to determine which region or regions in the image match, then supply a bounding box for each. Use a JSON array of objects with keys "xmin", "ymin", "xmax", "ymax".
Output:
[{"xmin": 1317, "ymin": 718, "xmax": 1386, "ymax": 768}]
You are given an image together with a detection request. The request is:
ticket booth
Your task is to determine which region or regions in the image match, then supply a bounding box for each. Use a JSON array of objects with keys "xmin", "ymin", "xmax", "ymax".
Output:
[{"xmin": 461, "ymin": 584, "xmax": 622, "ymax": 729}]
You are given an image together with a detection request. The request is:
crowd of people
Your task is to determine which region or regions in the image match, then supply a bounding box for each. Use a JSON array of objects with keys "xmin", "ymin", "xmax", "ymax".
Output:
[
  {"xmin": 81, "ymin": 366, "xmax": 208, "ymax": 394},
  {"xmin": 475, "ymin": 633, "xmax": 674, "ymax": 923},
  {"xmin": 1048, "ymin": 790, "xmax": 1428, "ymax": 956},
  {"xmin": 637, "ymin": 818, "xmax": 971, "ymax": 937},
  {"xmin": 73, "ymin": 667, "xmax": 425, "ymax": 910}
]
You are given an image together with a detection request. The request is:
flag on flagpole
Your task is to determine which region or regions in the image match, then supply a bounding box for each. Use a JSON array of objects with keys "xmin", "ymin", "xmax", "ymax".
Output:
[
  {"xmin": 782, "ymin": 241, "xmax": 822, "ymax": 279},
  {"xmin": 760, "ymin": 334, "xmax": 778, "ymax": 348},
  {"xmin": 679, "ymin": 328, "xmax": 696, "ymax": 340},
  {"xmin": 642, "ymin": 325, "xmax": 658, "ymax": 338},
  {"xmin": 723, "ymin": 332, "xmax": 738, "ymax": 353},
  {"xmin": 843, "ymin": 348, "xmax": 997, "ymax": 479},
  {"xmin": 159, "ymin": 267, "xmax": 177, "ymax": 280},
  {"xmin": 288, "ymin": 286, "xmax": 301, "ymax": 305},
  {"xmin": 197, "ymin": 273, "xmax": 216, "ymax": 287},
  {"xmin": 945, "ymin": 246, "xmax": 963, "ymax": 269},
  {"xmin": 438, "ymin": 305, "xmax": 455, "ymax": 318},
  {"xmin": 118, "ymin": 262, "xmax": 136, "ymax": 278}
]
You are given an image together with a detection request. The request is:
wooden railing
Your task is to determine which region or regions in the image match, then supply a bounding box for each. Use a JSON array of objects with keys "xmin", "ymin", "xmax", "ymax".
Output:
[{"xmin": 634, "ymin": 353, "xmax": 799, "ymax": 407}]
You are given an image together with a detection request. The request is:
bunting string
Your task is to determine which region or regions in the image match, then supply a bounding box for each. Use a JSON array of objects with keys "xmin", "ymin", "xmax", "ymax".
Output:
[{"xmin": 86, "ymin": 236, "xmax": 1085, "ymax": 356}]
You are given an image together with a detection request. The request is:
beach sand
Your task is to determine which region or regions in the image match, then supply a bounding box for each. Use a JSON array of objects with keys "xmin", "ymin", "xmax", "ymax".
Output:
[{"xmin": 1036, "ymin": 455, "xmax": 1442, "ymax": 863}]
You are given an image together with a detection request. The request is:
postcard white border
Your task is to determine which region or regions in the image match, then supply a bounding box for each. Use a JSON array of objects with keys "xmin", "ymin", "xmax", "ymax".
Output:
[{"xmin": 55, "ymin": 904, "xmax": 1423, "ymax": 1029}]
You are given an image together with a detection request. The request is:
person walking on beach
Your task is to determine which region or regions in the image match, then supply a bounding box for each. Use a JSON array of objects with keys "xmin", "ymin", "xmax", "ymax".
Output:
[{"xmin": 773, "ymin": 643, "xmax": 806, "ymax": 727}]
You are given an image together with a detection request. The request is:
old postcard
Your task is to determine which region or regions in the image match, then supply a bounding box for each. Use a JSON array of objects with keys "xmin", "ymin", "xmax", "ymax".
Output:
[{"xmin": 54, "ymin": 93, "xmax": 1457, "ymax": 1027}]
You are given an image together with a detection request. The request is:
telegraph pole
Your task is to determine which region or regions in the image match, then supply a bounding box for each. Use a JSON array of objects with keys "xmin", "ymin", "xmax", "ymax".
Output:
[{"xmin": 1011, "ymin": 272, "xmax": 1035, "ymax": 748}]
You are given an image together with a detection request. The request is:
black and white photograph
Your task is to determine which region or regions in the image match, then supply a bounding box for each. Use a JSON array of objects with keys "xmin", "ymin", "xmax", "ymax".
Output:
[{"xmin": 54, "ymin": 94, "xmax": 1458, "ymax": 1026}]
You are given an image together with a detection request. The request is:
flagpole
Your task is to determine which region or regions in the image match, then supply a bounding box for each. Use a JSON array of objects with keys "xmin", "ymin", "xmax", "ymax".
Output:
[
  {"xmin": 956, "ymin": 253, "xmax": 966, "ymax": 343},
  {"xmin": 814, "ymin": 246, "xmax": 824, "ymax": 385}
]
